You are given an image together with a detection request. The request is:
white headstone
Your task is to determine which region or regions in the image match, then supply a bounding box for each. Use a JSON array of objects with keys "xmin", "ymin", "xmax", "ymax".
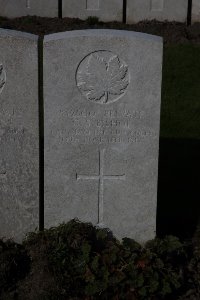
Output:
[
  {"xmin": 62, "ymin": 0, "xmax": 123, "ymax": 22},
  {"xmin": 0, "ymin": 0, "xmax": 58, "ymax": 18},
  {"xmin": 44, "ymin": 30, "xmax": 163, "ymax": 243},
  {"xmin": 126, "ymin": 0, "xmax": 188, "ymax": 24},
  {"xmin": 192, "ymin": 0, "xmax": 200, "ymax": 23},
  {"xmin": 0, "ymin": 29, "xmax": 39, "ymax": 242}
]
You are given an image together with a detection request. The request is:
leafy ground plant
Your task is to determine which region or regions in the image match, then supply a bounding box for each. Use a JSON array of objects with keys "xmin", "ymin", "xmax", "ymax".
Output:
[
  {"xmin": 1, "ymin": 219, "xmax": 199, "ymax": 300},
  {"xmin": 0, "ymin": 239, "xmax": 30, "ymax": 297},
  {"xmin": 86, "ymin": 16, "xmax": 99, "ymax": 25}
]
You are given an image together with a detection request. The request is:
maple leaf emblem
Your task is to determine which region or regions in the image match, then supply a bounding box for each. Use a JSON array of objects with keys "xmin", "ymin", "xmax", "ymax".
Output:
[
  {"xmin": 0, "ymin": 64, "xmax": 6, "ymax": 94},
  {"xmin": 77, "ymin": 51, "xmax": 129, "ymax": 104}
]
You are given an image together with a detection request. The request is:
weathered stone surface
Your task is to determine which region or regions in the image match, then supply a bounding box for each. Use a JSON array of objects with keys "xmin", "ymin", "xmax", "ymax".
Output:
[
  {"xmin": 44, "ymin": 30, "xmax": 163, "ymax": 243},
  {"xmin": 192, "ymin": 0, "xmax": 200, "ymax": 23},
  {"xmin": 0, "ymin": 29, "xmax": 39, "ymax": 242},
  {"xmin": 127, "ymin": 0, "xmax": 188, "ymax": 24},
  {"xmin": 62, "ymin": 0, "xmax": 123, "ymax": 22},
  {"xmin": 0, "ymin": 0, "xmax": 58, "ymax": 18}
]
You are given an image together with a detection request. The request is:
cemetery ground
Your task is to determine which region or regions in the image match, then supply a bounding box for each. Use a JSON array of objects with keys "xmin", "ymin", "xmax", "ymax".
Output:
[{"xmin": 0, "ymin": 16, "xmax": 200, "ymax": 299}]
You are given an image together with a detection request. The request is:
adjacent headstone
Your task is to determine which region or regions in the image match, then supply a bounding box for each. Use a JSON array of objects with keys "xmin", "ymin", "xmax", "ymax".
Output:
[
  {"xmin": 62, "ymin": 0, "xmax": 123, "ymax": 22},
  {"xmin": 0, "ymin": 0, "xmax": 58, "ymax": 18},
  {"xmin": 192, "ymin": 0, "xmax": 200, "ymax": 23},
  {"xmin": 126, "ymin": 0, "xmax": 188, "ymax": 24},
  {"xmin": 44, "ymin": 30, "xmax": 163, "ymax": 243},
  {"xmin": 0, "ymin": 29, "xmax": 39, "ymax": 242}
]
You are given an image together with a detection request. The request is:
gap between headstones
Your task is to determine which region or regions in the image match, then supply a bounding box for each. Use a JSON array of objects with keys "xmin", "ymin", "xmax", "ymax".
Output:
[
  {"xmin": 58, "ymin": 0, "xmax": 62, "ymax": 18},
  {"xmin": 123, "ymin": 0, "xmax": 127, "ymax": 23},
  {"xmin": 187, "ymin": 0, "xmax": 193, "ymax": 25},
  {"xmin": 38, "ymin": 36, "xmax": 44, "ymax": 231}
]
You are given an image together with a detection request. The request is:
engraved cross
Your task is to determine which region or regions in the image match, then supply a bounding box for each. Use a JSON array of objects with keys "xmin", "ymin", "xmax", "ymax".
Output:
[
  {"xmin": 151, "ymin": 0, "xmax": 164, "ymax": 11},
  {"xmin": 26, "ymin": 0, "xmax": 31, "ymax": 8},
  {"xmin": 76, "ymin": 149, "xmax": 125, "ymax": 225},
  {"xmin": 86, "ymin": 0, "xmax": 99, "ymax": 10}
]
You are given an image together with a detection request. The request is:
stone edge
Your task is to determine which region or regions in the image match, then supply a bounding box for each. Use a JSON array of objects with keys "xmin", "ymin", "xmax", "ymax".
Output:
[
  {"xmin": 0, "ymin": 28, "xmax": 38, "ymax": 40},
  {"xmin": 44, "ymin": 29, "xmax": 163, "ymax": 44}
]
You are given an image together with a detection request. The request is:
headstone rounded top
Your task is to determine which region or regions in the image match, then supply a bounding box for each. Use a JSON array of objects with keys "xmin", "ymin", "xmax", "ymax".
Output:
[
  {"xmin": 0, "ymin": 28, "xmax": 38, "ymax": 41},
  {"xmin": 44, "ymin": 29, "xmax": 163, "ymax": 44},
  {"xmin": 76, "ymin": 50, "xmax": 130, "ymax": 104}
]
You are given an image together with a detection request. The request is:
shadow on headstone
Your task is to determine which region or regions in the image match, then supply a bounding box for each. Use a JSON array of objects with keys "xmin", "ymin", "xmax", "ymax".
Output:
[{"xmin": 157, "ymin": 138, "xmax": 200, "ymax": 239}]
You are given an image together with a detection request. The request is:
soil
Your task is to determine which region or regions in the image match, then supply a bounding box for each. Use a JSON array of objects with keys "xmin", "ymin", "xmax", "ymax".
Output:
[{"xmin": 0, "ymin": 16, "xmax": 200, "ymax": 44}]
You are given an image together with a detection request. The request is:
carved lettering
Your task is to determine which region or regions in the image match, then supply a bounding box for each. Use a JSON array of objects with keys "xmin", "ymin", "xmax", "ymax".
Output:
[
  {"xmin": 96, "ymin": 120, "xmax": 130, "ymax": 128},
  {"xmin": 61, "ymin": 109, "xmax": 144, "ymax": 120},
  {"xmin": 61, "ymin": 109, "xmax": 96, "ymax": 118},
  {"xmin": 57, "ymin": 105, "xmax": 155, "ymax": 145}
]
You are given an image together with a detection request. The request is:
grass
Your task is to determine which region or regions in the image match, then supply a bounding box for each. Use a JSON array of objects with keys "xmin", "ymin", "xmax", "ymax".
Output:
[{"xmin": 161, "ymin": 44, "xmax": 200, "ymax": 139}]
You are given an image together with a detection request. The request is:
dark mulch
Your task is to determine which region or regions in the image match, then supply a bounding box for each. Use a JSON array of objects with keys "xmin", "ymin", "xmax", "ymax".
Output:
[{"xmin": 0, "ymin": 16, "xmax": 200, "ymax": 44}]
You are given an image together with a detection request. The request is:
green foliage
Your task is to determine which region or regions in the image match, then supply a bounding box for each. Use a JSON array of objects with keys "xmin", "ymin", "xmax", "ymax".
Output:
[
  {"xmin": 1, "ymin": 220, "xmax": 199, "ymax": 299},
  {"xmin": 0, "ymin": 239, "xmax": 30, "ymax": 296},
  {"xmin": 86, "ymin": 16, "xmax": 99, "ymax": 25},
  {"xmin": 24, "ymin": 220, "xmax": 191, "ymax": 299},
  {"xmin": 179, "ymin": 228, "xmax": 200, "ymax": 300}
]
